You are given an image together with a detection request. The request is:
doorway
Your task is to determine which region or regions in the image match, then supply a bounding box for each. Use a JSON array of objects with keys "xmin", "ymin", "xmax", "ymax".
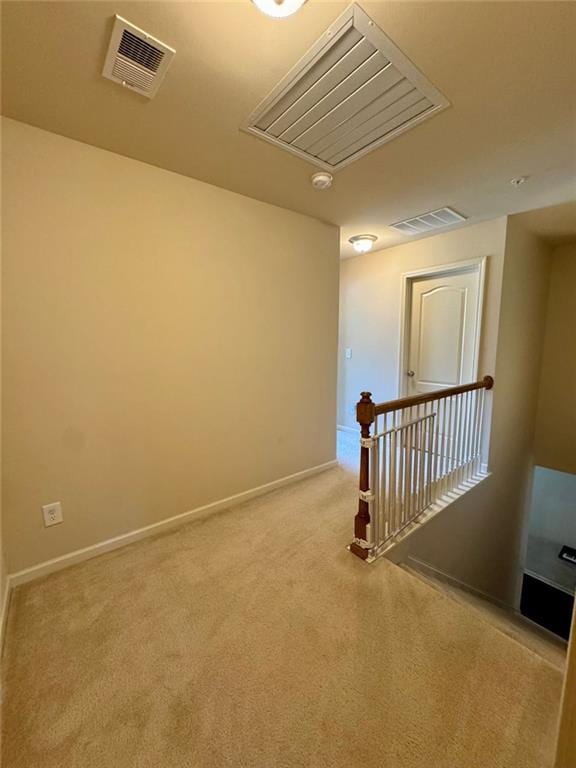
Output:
[{"xmin": 399, "ymin": 258, "xmax": 486, "ymax": 397}]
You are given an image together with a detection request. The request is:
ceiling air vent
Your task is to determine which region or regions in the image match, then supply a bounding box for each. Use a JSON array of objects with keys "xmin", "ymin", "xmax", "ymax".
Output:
[
  {"xmin": 243, "ymin": 3, "xmax": 448, "ymax": 171},
  {"xmin": 390, "ymin": 207, "xmax": 467, "ymax": 236},
  {"xmin": 102, "ymin": 15, "xmax": 175, "ymax": 99}
]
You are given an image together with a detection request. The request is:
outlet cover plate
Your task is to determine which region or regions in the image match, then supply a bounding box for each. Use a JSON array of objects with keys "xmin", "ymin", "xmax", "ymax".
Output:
[{"xmin": 42, "ymin": 502, "xmax": 63, "ymax": 527}]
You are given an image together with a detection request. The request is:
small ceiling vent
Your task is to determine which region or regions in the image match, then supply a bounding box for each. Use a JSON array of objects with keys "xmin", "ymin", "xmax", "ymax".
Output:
[
  {"xmin": 390, "ymin": 207, "xmax": 467, "ymax": 236},
  {"xmin": 102, "ymin": 16, "xmax": 175, "ymax": 99},
  {"xmin": 243, "ymin": 3, "xmax": 448, "ymax": 171}
]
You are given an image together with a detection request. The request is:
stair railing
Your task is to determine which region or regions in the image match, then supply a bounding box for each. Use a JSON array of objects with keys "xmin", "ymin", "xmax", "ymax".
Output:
[{"xmin": 351, "ymin": 375, "xmax": 494, "ymax": 561}]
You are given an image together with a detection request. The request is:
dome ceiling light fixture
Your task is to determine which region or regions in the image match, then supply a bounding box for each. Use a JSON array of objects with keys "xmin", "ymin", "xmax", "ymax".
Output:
[
  {"xmin": 251, "ymin": 0, "xmax": 308, "ymax": 19},
  {"xmin": 349, "ymin": 234, "xmax": 378, "ymax": 254}
]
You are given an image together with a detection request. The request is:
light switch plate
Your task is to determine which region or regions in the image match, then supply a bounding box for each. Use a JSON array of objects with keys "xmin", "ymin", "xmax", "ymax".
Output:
[
  {"xmin": 42, "ymin": 502, "xmax": 63, "ymax": 527},
  {"xmin": 345, "ymin": 348, "xmax": 352, "ymax": 359}
]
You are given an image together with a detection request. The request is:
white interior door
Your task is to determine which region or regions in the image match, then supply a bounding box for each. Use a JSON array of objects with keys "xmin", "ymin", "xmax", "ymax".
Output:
[{"xmin": 404, "ymin": 265, "xmax": 483, "ymax": 397}]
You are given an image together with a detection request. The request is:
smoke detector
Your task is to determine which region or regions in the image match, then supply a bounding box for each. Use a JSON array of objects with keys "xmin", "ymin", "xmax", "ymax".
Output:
[
  {"xmin": 102, "ymin": 16, "xmax": 175, "ymax": 98},
  {"xmin": 311, "ymin": 172, "xmax": 333, "ymax": 190}
]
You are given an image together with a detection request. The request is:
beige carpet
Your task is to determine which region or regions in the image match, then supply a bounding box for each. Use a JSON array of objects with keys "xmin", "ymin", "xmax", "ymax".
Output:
[{"xmin": 2, "ymin": 459, "xmax": 564, "ymax": 768}]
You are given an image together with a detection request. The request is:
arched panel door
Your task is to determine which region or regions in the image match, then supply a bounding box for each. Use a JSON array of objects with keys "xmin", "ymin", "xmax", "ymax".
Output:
[{"xmin": 406, "ymin": 267, "xmax": 482, "ymax": 397}]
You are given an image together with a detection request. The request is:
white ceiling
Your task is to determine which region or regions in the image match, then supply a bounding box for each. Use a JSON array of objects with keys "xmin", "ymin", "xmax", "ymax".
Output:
[{"xmin": 2, "ymin": 1, "xmax": 576, "ymax": 256}]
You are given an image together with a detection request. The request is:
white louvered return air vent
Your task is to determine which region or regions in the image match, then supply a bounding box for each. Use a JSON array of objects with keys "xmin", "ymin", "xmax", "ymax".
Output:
[
  {"xmin": 243, "ymin": 3, "xmax": 448, "ymax": 171},
  {"xmin": 102, "ymin": 16, "xmax": 175, "ymax": 98},
  {"xmin": 390, "ymin": 207, "xmax": 467, "ymax": 236}
]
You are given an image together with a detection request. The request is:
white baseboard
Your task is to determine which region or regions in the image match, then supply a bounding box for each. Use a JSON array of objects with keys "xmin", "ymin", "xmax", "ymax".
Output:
[
  {"xmin": 10, "ymin": 459, "xmax": 338, "ymax": 588},
  {"xmin": 337, "ymin": 424, "xmax": 357, "ymax": 434},
  {"xmin": 0, "ymin": 574, "xmax": 13, "ymax": 659},
  {"xmin": 0, "ymin": 575, "xmax": 11, "ymax": 704}
]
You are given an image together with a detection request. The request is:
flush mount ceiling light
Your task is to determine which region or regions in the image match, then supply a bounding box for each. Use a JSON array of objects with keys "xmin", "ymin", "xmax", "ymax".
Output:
[
  {"xmin": 510, "ymin": 175, "xmax": 529, "ymax": 187},
  {"xmin": 252, "ymin": 0, "xmax": 307, "ymax": 18},
  {"xmin": 349, "ymin": 234, "xmax": 378, "ymax": 253},
  {"xmin": 311, "ymin": 172, "xmax": 333, "ymax": 190}
]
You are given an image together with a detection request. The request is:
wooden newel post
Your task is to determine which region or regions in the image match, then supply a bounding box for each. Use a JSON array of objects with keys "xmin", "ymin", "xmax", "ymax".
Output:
[{"xmin": 353, "ymin": 391, "xmax": 375, "ymax": 547}]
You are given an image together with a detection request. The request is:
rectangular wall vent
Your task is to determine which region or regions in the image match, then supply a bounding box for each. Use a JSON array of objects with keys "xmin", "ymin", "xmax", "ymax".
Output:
[
  {"xmin": 102, "ymin": 16, "xmax": 175, "ymax": 99},
  {"xmin": 390, "ymin": 207, "xmax": 467, "ymax": 236},
  {"xmin": 242, "ymin": 3, "xmax": 448, "ymax": 171}
]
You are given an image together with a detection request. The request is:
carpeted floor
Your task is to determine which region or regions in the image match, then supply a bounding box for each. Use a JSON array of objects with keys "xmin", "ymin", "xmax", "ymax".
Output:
[{"xmin": 2, "ymin": 436, "xmax": 564, "ymax": 768}]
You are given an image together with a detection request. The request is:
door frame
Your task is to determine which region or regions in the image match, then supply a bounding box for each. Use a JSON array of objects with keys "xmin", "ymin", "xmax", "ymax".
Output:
[{"xmin": 397, "ymin": 256, "xmax": 487, "ymax": 396}]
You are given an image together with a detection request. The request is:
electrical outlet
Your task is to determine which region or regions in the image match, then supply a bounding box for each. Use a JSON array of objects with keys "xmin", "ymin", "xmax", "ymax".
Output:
[{"xmin": 42, "ymin": 502, "xmax": 63, "ymax": 528}]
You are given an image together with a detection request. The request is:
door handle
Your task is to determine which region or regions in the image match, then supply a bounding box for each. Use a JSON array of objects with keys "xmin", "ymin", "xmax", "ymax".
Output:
[{"xmin": 406, "ymin": 370, "xmax": 415, "ymax": 377}]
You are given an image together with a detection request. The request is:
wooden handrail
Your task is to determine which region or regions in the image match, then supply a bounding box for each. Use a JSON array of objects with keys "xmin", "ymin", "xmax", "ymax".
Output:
[
  {"xmin": 373, "ymin": 375, "xmax": 494, "ymax": 416},
  {"xmin": 351, "ymin": 374, "xmax": 494, "ymax": 561}
]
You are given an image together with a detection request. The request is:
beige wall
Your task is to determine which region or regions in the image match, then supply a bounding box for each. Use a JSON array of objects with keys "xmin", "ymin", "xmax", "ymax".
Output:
[
  {"xmin": 339, "ymin": 217, "xmax": 552, "ymax": 604},
  {"xmin": 2, "ymin": 118, "xmax": 339, "ymax": 573},
  {"xmin": 0, "ymin": 113, "xmax": 6, "ymax": 745},
  {"xmin": 534, "ymin": 243, "xmax": 576, "ymax": 475},
  {"xmin": 0, "ymin": 115, "xmax": 6, "ymax": 599},
  {"xmin": 481, "ymin": 215, "xmax": 551, "ymax": 599},
  {"xmin": 0, "ymin": 117, "xmax": 5, "ymax": 601}
]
